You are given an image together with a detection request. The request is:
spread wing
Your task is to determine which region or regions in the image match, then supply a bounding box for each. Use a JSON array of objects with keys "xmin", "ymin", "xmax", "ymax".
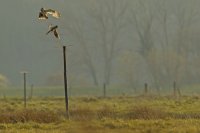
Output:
[
  {"xmin": 45, "ymin": 9, "xmax": 61, "ymax": 18},
  {"xmin": 52, "ymin": 11, "xmax": 60, "ymax": 18},
  {"xmin": 54, "ymin": 30, "xmax": 60, "ymax": 39},
  {"xmin": 39, "ymin": 12, "xmax": 48, "ymax": 19},
  {"xmin": 46, "ymin": 28, "xmax": 53, "ymax": 35}
]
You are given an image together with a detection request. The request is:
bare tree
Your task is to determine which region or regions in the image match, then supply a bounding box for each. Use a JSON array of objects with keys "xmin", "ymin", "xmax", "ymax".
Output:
[
  {"xmin": 156, "ymin": 0, "xmax": 199, "ymax": 88},
  {"xmin": 129, "ymin": 0, "xmax": 163, "ymax": 93},
  {"xmin": 118, "ymin": 51, "xmax": 140, "ymax": 93},
  {"xmin": 155, "ymin": 0, "xmax": 172, "ymax": 87},
  {"xmin": 173, "ymin": 0, "xmax": 199, "ymax": 85},
  {"xmin": 89, "ymin": 0, "xmax": 128, "ymax": 85},
  {"xmin": 129, "ymin": 0, "xmax": 200, "ymax": 94},
  {"xmin": 64, "ymin": 17, "xmax": 99, "ymax": 86}
]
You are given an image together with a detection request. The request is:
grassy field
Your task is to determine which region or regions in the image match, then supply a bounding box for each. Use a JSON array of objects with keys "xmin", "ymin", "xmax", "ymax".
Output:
[{"xmin": 0, "ymin": 95, "xmax": 200, "ymax": 132}]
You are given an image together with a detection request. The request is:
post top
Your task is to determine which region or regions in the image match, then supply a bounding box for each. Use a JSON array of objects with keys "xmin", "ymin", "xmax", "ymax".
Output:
[{"xmin": 20, "ymin": 71, "xmax": 29, "ymax": 74}]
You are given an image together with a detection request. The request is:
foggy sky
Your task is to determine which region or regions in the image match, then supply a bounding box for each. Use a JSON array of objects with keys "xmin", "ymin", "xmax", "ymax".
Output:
[
  {"xmin": 0, "ymin": 0, "xmax": 86, "ymax": 85},
  {"xmin": 1, "ymin": 0, "xmax": 200, "ymax": 89}
]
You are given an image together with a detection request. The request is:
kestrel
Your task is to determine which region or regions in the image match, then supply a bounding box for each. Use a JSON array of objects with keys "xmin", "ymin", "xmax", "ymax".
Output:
[
  {"xmin": 46, "ymin": 25, "xmax": 60, "ymax": 39},
  {"xmin": 39, "ymin": 8, "xmax": 61, "ymax": 20}
]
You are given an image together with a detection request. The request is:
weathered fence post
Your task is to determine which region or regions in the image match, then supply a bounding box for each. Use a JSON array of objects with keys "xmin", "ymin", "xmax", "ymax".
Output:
[
  {"xmin": 103, "ymin": 83, "xmax": 106, "ymax": 98},
  {"xmin": 63, "ymin": 46, "xmax": 69, "ymax": 118},
  {"xmin": 21, "ymin": 71, "xmax": 28, "ymax": 108},
  {"xmin": 177, "ymin": 87, "xmax": 181, "ymax": 97},
  {"xmin": 24, "ymin": 72, "xmax": 27, "ymax": 108},
  {"xmin": 173, "ymin": 81, "xmax": 177, "ymax": 97},
  {"xmin": 144, "ymin": 83, "xmax": 148, "ymax": 95}
]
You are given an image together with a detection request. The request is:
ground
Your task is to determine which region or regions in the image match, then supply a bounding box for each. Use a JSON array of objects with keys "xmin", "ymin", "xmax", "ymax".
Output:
[{"xmin": 0, "ymin": 96, "xmax": 200, "ymax": 132}]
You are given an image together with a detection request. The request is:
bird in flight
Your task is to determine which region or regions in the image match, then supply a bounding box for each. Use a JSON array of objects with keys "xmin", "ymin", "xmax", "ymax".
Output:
[
  {"xmin": 46, "ymin": 25, "xmax": 60, "ymax": 39},
  {"xmin": 39, "ymin": 8, "xmax": 61, "ymax": 20}
]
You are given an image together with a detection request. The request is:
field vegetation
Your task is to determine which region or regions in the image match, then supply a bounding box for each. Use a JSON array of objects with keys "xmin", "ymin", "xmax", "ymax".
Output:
[{"xmin": 0, "ymin": 92, "xmax": 200, "ymax": 132}]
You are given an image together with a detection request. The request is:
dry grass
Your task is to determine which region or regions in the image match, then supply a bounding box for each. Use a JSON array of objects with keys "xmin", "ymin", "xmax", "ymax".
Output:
[
  {"xmin": 0, "ymin": 109, "xmax": 60, "ymax": 123},
  {"xmin": 0, "ymin": 96, "xmax": 200, "ymax": 124},
  {"xmin": 125, "ymin": 106, "xmax": 167, "ymax": 119},
  {"xmin": 0, "ymin": 96, "xmax": 200, "ymax": 132}
]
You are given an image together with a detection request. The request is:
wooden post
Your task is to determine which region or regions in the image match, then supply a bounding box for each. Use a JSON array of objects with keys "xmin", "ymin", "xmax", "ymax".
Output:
[
  {"xmin": 21, "ymin": 72, "xmax": 27, "ymax": 108},
  {"xmin": 63, "ymin": 46, "xmax": 69, "ymax": 118},
  {"xmin": 173, "ymin": 81, "xmax": 177, "ymax": 97},
  {"xmin": 144, "ymin": 83, "xmax": 148, "ymax": 95},
  {"xmin": 103, "ymin": 83, "xmax": 106, "ymax": 98}
]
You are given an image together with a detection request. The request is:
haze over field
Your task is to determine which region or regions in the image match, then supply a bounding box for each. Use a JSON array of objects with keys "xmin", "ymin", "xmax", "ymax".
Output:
[
  {"xmin": 0, "ymin": 0, "xmax": 89, "ymax": 86},
  {"xmin": 1, "ymin": 0, "xmax": 200, "ymax": 92}
]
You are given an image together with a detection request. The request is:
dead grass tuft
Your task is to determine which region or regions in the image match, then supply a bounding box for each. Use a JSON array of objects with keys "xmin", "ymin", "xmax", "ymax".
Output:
[
  {"xmin": 70, "ymin": 108, "xmax": 96, "ymax": 120},
  {"xmin": 0, "ymin": 109, "xmax": 60, "ymax": 123},
  {"xmin": 97, "ymin": 105, "xmax": 117, "ymax": 119},
  {"xmin": 125, "ymin": 106, "xmax": 167, "ymax": 120}
]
